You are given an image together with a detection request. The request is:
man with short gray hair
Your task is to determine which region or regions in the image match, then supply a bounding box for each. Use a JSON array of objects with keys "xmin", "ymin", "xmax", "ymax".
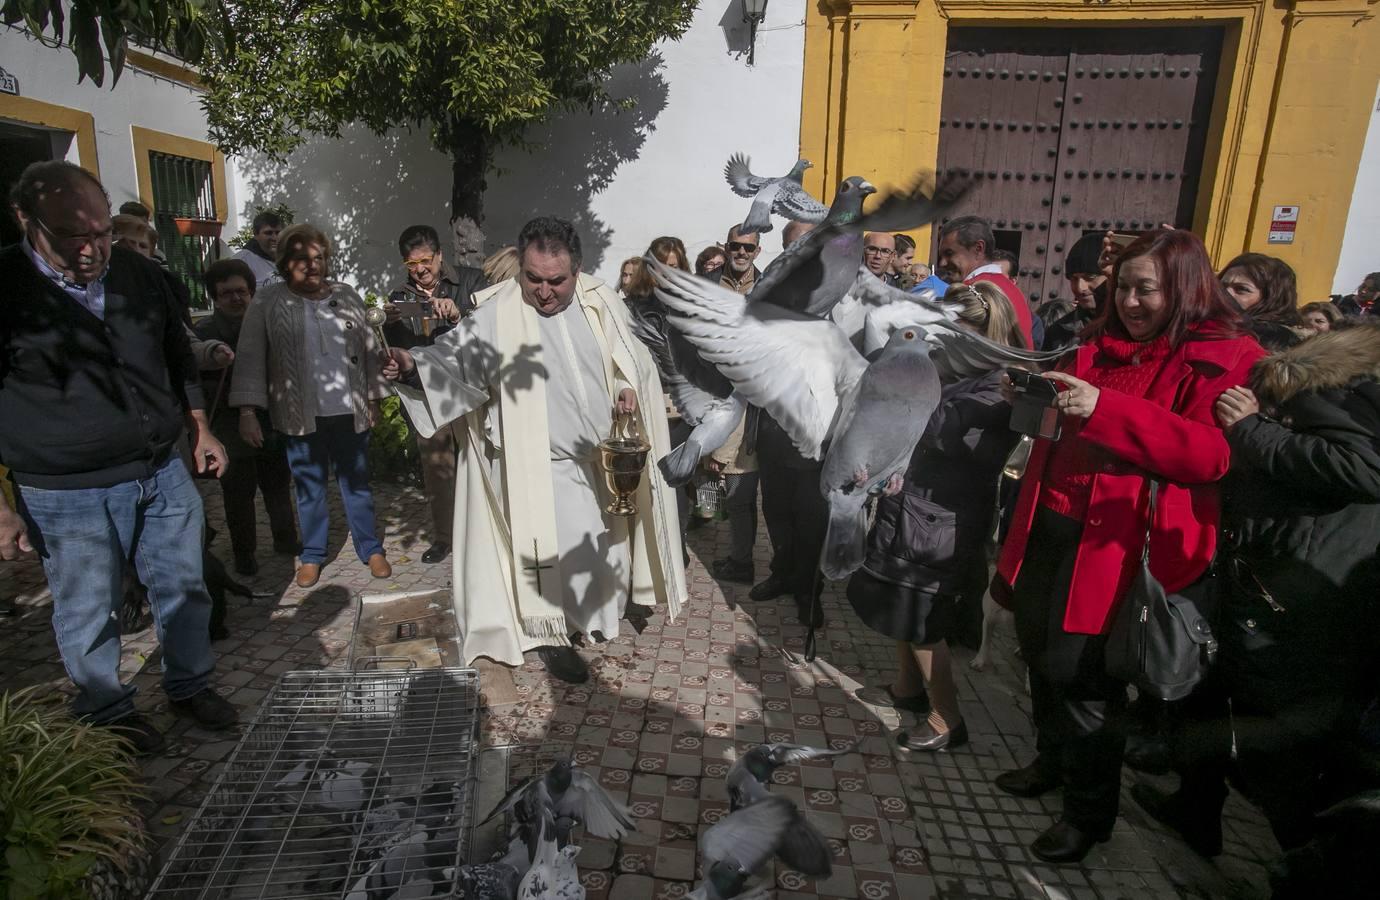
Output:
[{"xmin": 0, "ymin": 161, "xmax": 237, "ymax": 753}]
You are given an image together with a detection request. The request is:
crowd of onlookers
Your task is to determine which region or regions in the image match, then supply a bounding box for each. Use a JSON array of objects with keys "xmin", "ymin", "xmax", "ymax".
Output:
[{"xmin": 2, "ymin": 158, "xmax": 1378, "ymax": 890}]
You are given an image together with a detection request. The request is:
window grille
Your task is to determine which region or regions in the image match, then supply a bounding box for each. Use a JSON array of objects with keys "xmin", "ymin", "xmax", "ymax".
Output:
[{"xmin": 148, "ymin": 151, "xmax": 218, "ymax": 309}]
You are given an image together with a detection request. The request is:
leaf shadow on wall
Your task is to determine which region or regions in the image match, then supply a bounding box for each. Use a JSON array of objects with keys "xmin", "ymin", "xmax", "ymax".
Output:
[{"xmin": 482, "ymin": 52, "xmax": 671, "ymax": 277}]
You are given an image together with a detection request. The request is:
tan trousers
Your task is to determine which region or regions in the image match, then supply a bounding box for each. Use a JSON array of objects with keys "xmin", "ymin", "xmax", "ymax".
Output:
[{"xmin": 417, "ymin": 425, "xmax": 457, "ymax": 543}]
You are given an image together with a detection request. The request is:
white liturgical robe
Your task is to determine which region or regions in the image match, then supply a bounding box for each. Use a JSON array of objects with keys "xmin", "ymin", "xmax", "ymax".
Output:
[{"xmin": 394, "ymin": 274, "xmax": 686, "ymax": 665}]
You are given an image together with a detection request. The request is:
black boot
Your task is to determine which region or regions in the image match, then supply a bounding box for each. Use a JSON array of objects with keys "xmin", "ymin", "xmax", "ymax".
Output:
[
  {"xmin": 995, "ymin": 757, "xmax": 1063, "ymax": 798},
  {"xmin": 1030, "ymin": 820, "xmax": 1109, "ymax": 864},
  {"xmin": 748, "ymin": 573, "xmax": 789, "ymax": 602}
]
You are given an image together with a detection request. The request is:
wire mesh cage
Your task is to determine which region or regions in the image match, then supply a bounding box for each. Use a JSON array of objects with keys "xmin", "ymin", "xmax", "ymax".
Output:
[
  {"xmin": 146, "ymin": 667, "xmax": 481, "ymax": 900},
  {"xmin": 694, "ymin": 477, "xmax": 727, "ymax": 519},
  {"xmin": 466, "ymin": 742, "xmax": 579, "ymax": 865}
]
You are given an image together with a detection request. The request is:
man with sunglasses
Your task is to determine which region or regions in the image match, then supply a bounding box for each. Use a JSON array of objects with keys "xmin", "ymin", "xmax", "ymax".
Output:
[
  {"xmin": 720, "ymin": 225, "xmax": 763, "ymax": 295},
  {"xmin": 384, "ymin": 225, "xmax": 489, "ymax": 564},
  {"xmin": 0, "ymin": 161, "xmax": 236, "ymax": 754}
]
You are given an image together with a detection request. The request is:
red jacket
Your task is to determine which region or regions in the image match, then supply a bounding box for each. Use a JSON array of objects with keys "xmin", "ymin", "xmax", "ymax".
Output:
[
  {"xmin": 994, "ymin": 329, "xmax": 1265, "ymax": 634},
  {"xmin": 969, "ymin": 272, "xmax": 1034, "ymax": 349}
]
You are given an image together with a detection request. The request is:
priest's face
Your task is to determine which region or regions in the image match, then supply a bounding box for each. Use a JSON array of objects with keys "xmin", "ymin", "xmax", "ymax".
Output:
[{"xmin": 520, "ymin": 246, "xmax": 579, "ymax": 316}]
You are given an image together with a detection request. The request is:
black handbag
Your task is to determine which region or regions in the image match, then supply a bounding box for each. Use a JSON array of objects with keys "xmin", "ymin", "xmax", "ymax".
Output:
[{"xmin": 1104, "ymin": 481, "xmax": 1219, "ymax": 701}]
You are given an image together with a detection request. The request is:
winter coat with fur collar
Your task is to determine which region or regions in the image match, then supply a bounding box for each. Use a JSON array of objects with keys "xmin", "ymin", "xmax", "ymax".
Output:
[{"xmin": 1220, "ymin": 322, "xmax": 1380, "ymax": 703}]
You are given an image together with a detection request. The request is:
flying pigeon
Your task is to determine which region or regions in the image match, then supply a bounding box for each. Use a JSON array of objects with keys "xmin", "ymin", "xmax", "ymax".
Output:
[
  {"xmin": 725, "ymin": 154, "xmax": 830, "ymax": 233},
  {"xmin": 688, "ymin": 795, "xmax": 832, "ymax": 900},
  {"xmin": 659, "ymin": 392, "xmax": 747, "ymax": 487},
  {"xmin": 480, "ymin": 758, "xmax": 636, "ymax": 842},
  {"xmin": 748, "ymin": 173, "xmax": 972, "ymax": 317},
  {"xmin": 727, "ymin": 742, "xmax": 853, "ymax": 812},
  {"xmin": 649, "ymin": 259, "xmax": 1065, "ymax": 578},
  {"xmin": 818, "ymin": 325, "xmax": 944, "ymax": 579}
]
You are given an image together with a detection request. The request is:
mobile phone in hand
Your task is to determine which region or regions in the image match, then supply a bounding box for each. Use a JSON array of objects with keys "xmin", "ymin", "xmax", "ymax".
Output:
[{"xmin": 1007, "ymin": 368, "xmax": 1062, "ymax": 441}]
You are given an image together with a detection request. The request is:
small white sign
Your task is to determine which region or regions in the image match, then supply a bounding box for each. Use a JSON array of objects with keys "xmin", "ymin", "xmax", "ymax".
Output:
[
  {"xmin": 0, "ymin": 67, "xmax": 18, "ymax": 96},
  {"xmin": 1268, "ymin": 204, "xmax": 1298, "ymax": 244}
]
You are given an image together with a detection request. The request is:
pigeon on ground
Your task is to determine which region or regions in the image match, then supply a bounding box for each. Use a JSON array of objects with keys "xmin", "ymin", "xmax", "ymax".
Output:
[
  {"xmin": 727, "ymin": 742, "xmax": 853, "ymax": 811},
  {"xmin": 819, "ymin": 326, "xmax": 943, "ymax": 579},
  {"xmin": 689, "ymin": 795, "xmax": 832, "ymax": 900},
  {"xmin": 748, "ymin": 173, "xmax": 971, "ymax": 317},
  {"xmin": 458, "ymin": 837, "xmax": 528, "ymax": 900},
  {"xmin": 725, "ymin": 154, "xmax": 829, "ymax": 233},
  {"xmin": 516, "ymin": 813, "xmax": 585, "ymax": 900},
  {"xmin": 480, "ymin": 759, "xmax": 635, "ymax": 842}
]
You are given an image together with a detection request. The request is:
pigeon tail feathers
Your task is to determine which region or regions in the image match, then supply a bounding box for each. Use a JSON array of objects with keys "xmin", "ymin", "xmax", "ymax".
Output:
[
  {"xmin": 659, "ymin": 438, "xmax": 704, "ymax": 487},
  {"xmin": 821, "ymin": 490, "xmax": 869, "ymax": 580}
]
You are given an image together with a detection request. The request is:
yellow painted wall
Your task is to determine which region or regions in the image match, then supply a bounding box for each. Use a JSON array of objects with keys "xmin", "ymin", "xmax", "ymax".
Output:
[{"xmin": 801, "ymin": 0, "xmax": 1380, "ymax": 300}]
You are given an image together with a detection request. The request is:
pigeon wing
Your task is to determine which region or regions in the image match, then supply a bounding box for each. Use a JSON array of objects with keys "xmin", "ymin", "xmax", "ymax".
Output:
[
  {"xmin": 774, "ymin": 183, "xmax": 831, "ymax": 224},
  {"xmin": 745, "ymin": 226, "xmax": 836, "ymax": 311},
  {"xmin": 846, "ymin": 269, "xmax": 964, "ymax": 318},
  {"xmin": 478, "ymin": 774, "xmax": 539, "ymax": 826},
  {"xmin": 741, "ymin": 180, "xmax": 783, "ymax": 234},
  {"xmin": 701, "ymin": 796, "xmax": 796, "ymax": 875},
  {"xmin": 725, "ymin": 152, "xmax": 770, "ymax": 198},
  {"xmin": 626, "ymin": 301, "xmax": 723, "ymax": 424},
  {"xmin": 554, "ymin": 768, "xmax": 636, "ymax": 840},
  {"xmin": 854, "ymin": 173, "xmax": 972, "ymax": 234},
  {"xmin": 650, "ymin": 259, "xmax": 867, "ymax": 460},
  {"xmin": 921, "ymin": 322, "xmax": 1069, "ymax": 380},
  {"xmin": 766, "ymin": 743, "xmax": 852, "ymax": 766}
]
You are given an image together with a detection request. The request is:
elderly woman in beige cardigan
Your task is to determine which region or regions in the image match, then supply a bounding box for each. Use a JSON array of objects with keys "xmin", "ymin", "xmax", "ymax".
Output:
[{"xmin": 228, "ymin": 224, "xmax": 391, "ymax": 588}]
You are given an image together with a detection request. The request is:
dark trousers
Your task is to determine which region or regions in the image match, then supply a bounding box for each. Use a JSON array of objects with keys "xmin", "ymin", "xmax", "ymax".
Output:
[
  {"xmin": 723, "ymin": 471, "xmax": 760, "ymax": 563},
  {"xmin": 219, "ymin": 446, "xmax": 297, "ymax": 559},
  {"xmin": 1170, "ymin": 666, "xmax": 1360, "ymax": 851},
  {"xmin": 759, "ymin": 455, "xmax": 827, "ymax": 596},
  {"xmin": 1013, "ymin": 508, "xmax": 1127, "ymax": 835}
]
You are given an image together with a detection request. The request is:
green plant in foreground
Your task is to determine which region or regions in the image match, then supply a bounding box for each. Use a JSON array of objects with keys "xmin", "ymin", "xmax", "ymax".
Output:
[{"xmin": 0, "ymin": 687, "xmax": 146, "ymax": 899}]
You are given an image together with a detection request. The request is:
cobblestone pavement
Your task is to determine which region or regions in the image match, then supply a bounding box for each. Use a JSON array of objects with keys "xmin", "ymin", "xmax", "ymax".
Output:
[{"xmin": 0, "ymin": 481, "xmax": 1281, "ymax": 899}]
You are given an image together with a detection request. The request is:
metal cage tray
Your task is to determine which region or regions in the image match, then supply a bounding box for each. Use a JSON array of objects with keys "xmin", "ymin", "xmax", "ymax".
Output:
[{"xmin": 146, "ymin": 667, "xmax": 481, "ymax": 899}]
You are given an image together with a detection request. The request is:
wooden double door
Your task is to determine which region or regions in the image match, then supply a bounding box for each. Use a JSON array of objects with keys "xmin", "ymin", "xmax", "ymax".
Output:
[{"xmin": 934, "ymin": 26, "xmax": 1223, "ymax": 307}]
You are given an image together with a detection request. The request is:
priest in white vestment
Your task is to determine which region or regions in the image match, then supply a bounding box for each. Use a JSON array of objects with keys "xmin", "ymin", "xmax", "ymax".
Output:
[{"xmin": 383, "ymin": 218, "xmax": 686, "ymax": 682}]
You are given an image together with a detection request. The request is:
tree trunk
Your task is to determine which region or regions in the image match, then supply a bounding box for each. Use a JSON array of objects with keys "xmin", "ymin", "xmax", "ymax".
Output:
[{"xmin": 448, "ymin": 125, "xmax": 492, "ymax": 269}]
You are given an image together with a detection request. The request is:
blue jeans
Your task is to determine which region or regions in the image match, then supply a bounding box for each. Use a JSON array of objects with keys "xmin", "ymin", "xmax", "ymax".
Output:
[
  {"xmin": 284, "ymin": 415, "xmax": 383, "ymax": 565},
  {"xmin": 17, "ymin": 457, "xmax": 215, "ymax": 723}
]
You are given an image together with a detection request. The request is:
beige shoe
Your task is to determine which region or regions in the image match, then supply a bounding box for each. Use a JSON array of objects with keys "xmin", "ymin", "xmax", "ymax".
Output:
[
  {"xmin": 368, "ymin": 553, "xmax": 392, "ymax": 578},
  {"xmin": 295, "ymin": 563, "xmax": 321, "ymax": 588}
]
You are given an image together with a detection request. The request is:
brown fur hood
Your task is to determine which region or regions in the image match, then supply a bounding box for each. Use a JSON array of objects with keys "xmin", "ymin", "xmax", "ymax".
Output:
[{"xmin": 1251, "ymin": 322, "xmax": 1380, "ymax": 407}]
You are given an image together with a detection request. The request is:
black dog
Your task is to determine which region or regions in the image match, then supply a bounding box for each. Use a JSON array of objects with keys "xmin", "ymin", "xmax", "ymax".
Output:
[{"xmin": 119, "ymin": 526, "xmax": 252, "ymax": 640}]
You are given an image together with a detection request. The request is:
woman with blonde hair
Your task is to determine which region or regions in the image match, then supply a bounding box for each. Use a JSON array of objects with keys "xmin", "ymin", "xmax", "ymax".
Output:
[
  {"xmin": 849, "ymin": 282, "xmax": 1025, "ymax": 751},
  {"xmin": 229, "ymin": 223, "xmax": 391, "ymax": 588}
]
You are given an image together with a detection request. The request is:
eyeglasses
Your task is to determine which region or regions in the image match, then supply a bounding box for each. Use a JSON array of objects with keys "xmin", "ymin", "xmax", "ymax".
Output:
[
  {"xmin": 404, "ymin": 255, "xmax": 438, "ymax": 269},
  {"xmin": 863, "ymin": 246, "xmax": 895, "ymax": 257},
  {"xmin": 726, "ymin": 241, "xmax": 758, "ymax": 253},
  {"xmin": 34, "ymin": 216, "xmax": 113, "ymax": 250}
]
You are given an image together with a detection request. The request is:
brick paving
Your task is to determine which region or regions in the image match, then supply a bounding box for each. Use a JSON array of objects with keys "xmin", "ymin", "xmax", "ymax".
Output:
[{"xmin": 0, "ymin": 480, "xmax": 1281, "ymax": 899}]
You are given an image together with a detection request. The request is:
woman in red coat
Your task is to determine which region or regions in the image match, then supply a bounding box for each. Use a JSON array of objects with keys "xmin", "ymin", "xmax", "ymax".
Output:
[{"xmin": 990, "ymin": 229, "xmax": 1265, "ymax": 863}]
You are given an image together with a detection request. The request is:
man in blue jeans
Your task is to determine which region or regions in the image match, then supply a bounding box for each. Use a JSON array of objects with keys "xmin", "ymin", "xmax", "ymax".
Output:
[{"xmin": 0, "ymin": 161, "xmax": 237, "ymax": 755}]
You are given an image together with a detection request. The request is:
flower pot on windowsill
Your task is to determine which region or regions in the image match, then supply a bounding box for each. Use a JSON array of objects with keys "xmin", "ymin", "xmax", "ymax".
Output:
[{"xmin": 172, "ymin": 217, "xmax": 223, "ymax": 238}]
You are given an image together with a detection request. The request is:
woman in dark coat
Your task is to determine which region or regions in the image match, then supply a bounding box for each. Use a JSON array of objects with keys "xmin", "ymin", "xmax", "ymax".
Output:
[
  {"xmin": 1132, "ymin": 321, "xmax": 1380, "ymax": 857},
  {"xmin": 990, "ymin": 229, "xmax": 1264, "ymax": 863},
  {"xmin": 849, "ymin": 281, "xmax": 1024, "ymax": 752}
]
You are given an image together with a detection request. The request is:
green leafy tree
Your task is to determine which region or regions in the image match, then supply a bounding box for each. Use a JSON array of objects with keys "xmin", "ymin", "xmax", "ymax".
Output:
[
  {"xmin": 1, "ymin": 0, "xmax": 225, "ymax": 86},
  {"xmin": 200, "ymin": 1, "xmax": 698, "ymax": 256}
]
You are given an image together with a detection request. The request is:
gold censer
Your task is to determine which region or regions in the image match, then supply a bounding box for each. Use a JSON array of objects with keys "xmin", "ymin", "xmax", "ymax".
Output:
[{"xmin": 597, "ymin": 411, "xmax": 650, "ymax": 517}]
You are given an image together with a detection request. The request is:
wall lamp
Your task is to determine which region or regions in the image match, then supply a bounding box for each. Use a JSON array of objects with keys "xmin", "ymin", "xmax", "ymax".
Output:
[{"xmin": 743, "ymin": 0, "xmax": 769, "ymax": 66}]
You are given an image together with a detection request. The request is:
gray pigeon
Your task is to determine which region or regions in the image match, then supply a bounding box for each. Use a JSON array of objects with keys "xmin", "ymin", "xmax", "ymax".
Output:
[
  {"xmin": 819, "ymin": 326, "xmax": 944, "ymax": 580},
  {"xmin": 659, "ymin": 393, "xmax": 746, "ymax": 486},
  {"xmin": 725, "ymin": 154, "xmax": 829, "ymax": 233},
  {"xmin": 457, "ymin": 837, "xmax": 528, "ymax": 900},
  {"xmin": 689, "ymin": 795, "xmax": 832, "ymax": 900},
  {"xmin": 344, "ymin": 828, "xmax": 454, "ymax": 900},
  {"xmin": 274, "ymin": 755, "xmax": 390, "ymax": 814},
  {"xmin": 480, "ymin": 758, "xmax": 635, "ymax": 842},
  {"xmin": 748, "ymin": 173, "xmax": 971, "ymax": 317},
  {"xmin": 727, "ymin": 742, "xmax": 853, "ymax": 812},
  {"xmin": 831, "ymin": 269, "xmax": 963, "ymax": 347}
]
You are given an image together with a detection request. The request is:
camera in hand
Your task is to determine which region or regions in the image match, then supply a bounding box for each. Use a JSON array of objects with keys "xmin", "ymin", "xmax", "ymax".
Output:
[{"xmin": 1007, "ymin": 368, "xmax": 1062, "ymax": 441}]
